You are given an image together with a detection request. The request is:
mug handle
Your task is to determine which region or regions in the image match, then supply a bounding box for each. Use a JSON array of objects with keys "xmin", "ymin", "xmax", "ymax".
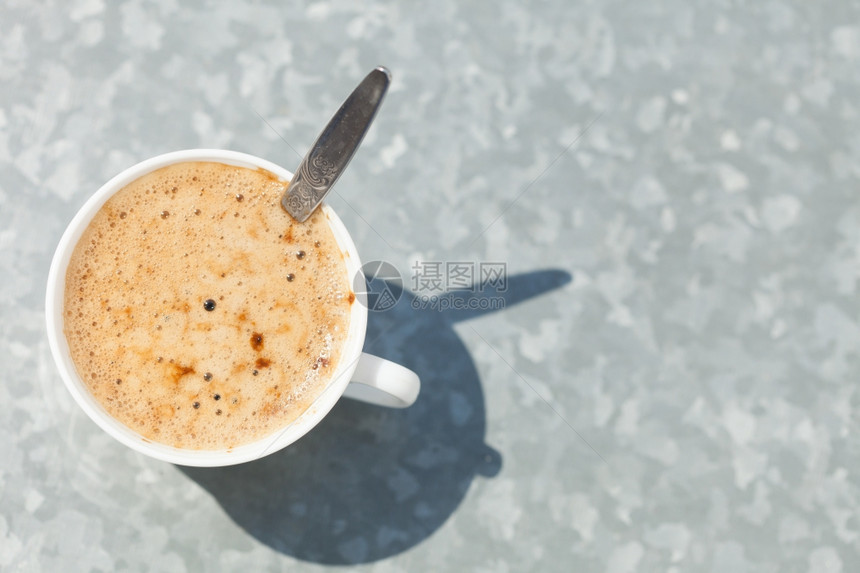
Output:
[{"xmin": 342, "ymin": 353, "xmax": 420, "ymax": 408}]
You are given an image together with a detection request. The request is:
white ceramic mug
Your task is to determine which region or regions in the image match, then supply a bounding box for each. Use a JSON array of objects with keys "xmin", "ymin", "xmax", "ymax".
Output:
[{"xmin": 45, "ymin": 149, "xmax": 420, "ymax": 467}]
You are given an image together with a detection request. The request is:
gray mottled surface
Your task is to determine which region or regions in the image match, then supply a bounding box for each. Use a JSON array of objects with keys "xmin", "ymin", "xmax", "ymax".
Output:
[{"xmin": 2, "ymin": 0, "xmax": 860, "ymax": 571}]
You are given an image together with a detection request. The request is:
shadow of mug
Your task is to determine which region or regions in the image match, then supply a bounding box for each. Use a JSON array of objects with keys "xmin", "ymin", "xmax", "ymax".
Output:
[{"xmin": 180, "ymin": 269, "xmax": 571, "ymax": 564}]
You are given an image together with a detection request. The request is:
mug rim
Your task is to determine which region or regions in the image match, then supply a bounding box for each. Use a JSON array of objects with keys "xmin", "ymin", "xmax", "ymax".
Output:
[{"xmin": 45, "ymin": 149, "xmax": 368, "ymax": 466}]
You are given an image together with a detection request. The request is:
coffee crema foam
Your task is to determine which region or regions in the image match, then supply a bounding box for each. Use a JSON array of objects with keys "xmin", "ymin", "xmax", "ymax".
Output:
[{"xmin": 64, "ymin": 161, "xmax": 354, "ymax": 450}]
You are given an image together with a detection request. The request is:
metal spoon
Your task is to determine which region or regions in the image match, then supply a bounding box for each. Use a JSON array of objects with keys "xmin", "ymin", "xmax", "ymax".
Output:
[{"xmin": 281, "ymin": 66, "xmax": 391, "ymax": 222}]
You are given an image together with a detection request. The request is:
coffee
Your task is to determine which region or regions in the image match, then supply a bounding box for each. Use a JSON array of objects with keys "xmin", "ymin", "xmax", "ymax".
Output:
[{"xmin": 63, "ymin": 161, "xmax": 354, "ymax": 450}]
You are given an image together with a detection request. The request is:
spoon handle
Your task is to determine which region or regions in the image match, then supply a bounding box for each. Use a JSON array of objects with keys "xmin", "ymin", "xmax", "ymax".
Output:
[{"xmin": 282, "ymin": 66, "xmax": 391, "ymax": 222}]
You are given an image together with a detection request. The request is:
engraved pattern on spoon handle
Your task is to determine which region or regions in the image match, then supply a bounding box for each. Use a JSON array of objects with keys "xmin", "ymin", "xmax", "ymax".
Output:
[{"xmin": 283, "ymin": 67, "xmax": 390, "ymax": 222}]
